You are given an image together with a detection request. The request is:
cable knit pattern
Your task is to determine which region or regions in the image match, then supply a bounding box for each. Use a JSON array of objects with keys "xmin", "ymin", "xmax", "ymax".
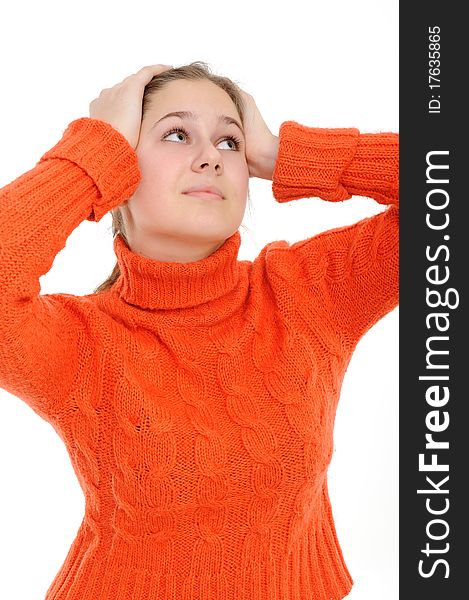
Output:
[{"xmin": 0, "ymin": 117, "xmax": 398, "ymax": 600}]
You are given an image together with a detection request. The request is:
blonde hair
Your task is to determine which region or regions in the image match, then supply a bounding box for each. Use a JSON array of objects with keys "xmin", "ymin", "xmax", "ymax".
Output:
[{"xmin": 93, "ymin": 61, "xmax": 252, "ymax": 294}]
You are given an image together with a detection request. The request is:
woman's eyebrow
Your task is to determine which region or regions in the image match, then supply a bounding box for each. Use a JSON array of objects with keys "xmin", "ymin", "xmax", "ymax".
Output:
[{"xmin": 151, "ymin": 110, "xmax": 245, "ymax": 137}]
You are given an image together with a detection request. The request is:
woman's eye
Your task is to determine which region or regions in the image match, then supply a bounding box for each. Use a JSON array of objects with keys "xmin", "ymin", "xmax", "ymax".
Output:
[
  {"xmin": 163, "ymin": 128, "xmax": 239, "ymax": 151},
  {"xmin": 164, "ymin": 129, "xmax": 187, "ymax": 143},
  {"xmin": 218, "ymin": 138, "xmax": 237, "ymax": 150}
]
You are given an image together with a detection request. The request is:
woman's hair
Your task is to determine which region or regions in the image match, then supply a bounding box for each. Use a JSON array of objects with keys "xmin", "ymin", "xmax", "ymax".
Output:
[{"xmin": 93, "ymin": 61, "xmax": 252, "ymax": 294}]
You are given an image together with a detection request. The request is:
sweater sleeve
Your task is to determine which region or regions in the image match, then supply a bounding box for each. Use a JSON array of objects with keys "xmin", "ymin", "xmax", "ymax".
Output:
[
  {"xmin": 271, "ymin": 121, "xmax": 398, "ymax": 350},
  {"xmin": 0, "ymin": 118, "xmax": 141, "ymax": 422}
]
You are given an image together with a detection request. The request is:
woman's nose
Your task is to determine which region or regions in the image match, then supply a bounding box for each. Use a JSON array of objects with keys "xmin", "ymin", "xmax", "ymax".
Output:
[{"xmin": 192, "ymin": 141, "xmax": 223, "ymax": 173}]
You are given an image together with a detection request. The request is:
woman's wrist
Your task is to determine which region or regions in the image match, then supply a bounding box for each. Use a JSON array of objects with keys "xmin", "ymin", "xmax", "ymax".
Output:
[{"xmin": 250, "ymin": 134, "xmax": 280, "ymax": 180}]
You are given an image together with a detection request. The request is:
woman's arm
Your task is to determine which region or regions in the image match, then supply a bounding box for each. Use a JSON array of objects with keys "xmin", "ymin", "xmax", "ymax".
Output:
[
  {"xmin": 239, "ymin": 87, "xmax": 397, "ymax": 206},
  {"xmin": 0, "ymin": 66, "xmax": 171, "ymax": 423},
  {"xmin": 0, "ymin": 118, "xmax": 141, "ymax": 422},
  {"xmin": 266, "ymin": 121, "xmax": 399, "ymax": 350},
  {"xmin": 271, "ymin": 121, "xmax": 398, "ymax": 207}
]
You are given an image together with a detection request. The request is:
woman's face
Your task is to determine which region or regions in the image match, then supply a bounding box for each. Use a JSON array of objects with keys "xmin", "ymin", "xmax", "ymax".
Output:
[{"xmin": 120, "ymin": 78, "xmax": 249, "ymax": 263}]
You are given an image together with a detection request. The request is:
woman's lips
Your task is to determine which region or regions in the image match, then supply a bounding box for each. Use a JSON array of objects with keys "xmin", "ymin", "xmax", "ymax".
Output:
[
  {"xmin": 182, "ymin": 191, "xmax": 224, "ymax": 200},
  {"xmin": 183, "ymin": 184, "xmax": 224, "ymax": 199}
]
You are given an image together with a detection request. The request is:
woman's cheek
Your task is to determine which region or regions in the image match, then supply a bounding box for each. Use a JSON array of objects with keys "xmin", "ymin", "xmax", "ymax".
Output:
[{"xmin": 140, "ymin": 149, "xmax": 173, "ymax": 180}]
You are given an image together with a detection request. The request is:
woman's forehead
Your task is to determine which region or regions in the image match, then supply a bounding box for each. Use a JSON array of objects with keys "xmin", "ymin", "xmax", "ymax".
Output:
[{"xmin": 146, "ymin": 79, "xmax": 238, "ymax": 120}]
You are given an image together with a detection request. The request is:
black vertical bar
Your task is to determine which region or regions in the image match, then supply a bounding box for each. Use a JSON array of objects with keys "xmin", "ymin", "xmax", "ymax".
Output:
[{"xmin": 400, "ymin": 3, "xmax": 466, "ymax": 597}]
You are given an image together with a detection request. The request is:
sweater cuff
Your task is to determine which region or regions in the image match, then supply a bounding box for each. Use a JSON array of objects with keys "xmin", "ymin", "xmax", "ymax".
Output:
[
  {"xmin": 272, "ymin": 121, "xmax": 359, "ymax": 203},
  {"xmin": 39, "ymin": 117, "xmax": 141, "ymax": 222},
  {"xmin": 341, "ymin": 132, "xmax": 399, "ymax": 205}
]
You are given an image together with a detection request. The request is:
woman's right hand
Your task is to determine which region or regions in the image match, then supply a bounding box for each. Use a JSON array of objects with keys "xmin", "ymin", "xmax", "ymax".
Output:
[{"xmin": 89, "ymin": 64, "xmax": 173, "ymax": 149}]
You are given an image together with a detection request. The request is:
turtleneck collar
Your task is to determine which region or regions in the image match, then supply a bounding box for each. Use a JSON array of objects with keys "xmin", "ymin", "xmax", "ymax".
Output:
[{"xmin": 112, "ymin": 230, "xmax": 242, "ymax": 310}]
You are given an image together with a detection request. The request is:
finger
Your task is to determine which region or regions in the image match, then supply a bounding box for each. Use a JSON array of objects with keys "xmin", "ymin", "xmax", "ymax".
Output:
[
  {"xmin": 137, "ymin": 64, "xmax": 174, "ymax": 77},
  {"xmin": 141, "ymin": 64, "xmax": 173, "ymax": 71},
  {"xmin": 122, "ymin": 64, "xmax": 173, "ymax": 84}
]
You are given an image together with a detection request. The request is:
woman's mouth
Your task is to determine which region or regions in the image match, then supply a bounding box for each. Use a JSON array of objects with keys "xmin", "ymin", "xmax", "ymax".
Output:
[
  {"xmin": 183, "ymin": 191, "xmax": 224, "ymax": 200},
  {"xmin": 182, "ymin": 185, "xmax": 224, "ymax": 200}
]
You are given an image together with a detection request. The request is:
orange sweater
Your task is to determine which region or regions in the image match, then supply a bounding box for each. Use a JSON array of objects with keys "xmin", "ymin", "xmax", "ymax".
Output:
[{"xmin": 0, "ymin": 117, "xmax": 398, "ymax": 600}]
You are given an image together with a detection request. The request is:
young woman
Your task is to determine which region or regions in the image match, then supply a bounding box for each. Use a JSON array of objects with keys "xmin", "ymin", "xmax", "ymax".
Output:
[{"xmin": 0, "ymin": 61, "xmax": 398, "ymax": 600}]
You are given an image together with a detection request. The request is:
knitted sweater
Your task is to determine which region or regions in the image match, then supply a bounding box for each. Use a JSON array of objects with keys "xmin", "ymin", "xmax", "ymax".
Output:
[{"xmin": 0, "ymin": 117, "xmax": 398, "ymax": 600}]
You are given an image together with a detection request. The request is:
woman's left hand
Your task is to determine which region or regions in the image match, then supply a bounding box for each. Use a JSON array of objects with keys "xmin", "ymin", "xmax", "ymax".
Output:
[{"xmin": 239, "ymin": 89, "xmax": 279, "ymax": 180}]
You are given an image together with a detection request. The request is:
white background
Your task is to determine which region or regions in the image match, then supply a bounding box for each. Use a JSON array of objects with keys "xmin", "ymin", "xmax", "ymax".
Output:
[{"xmin": 0, "ymin": 1, "xmax": 398, "ymax": 598}]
